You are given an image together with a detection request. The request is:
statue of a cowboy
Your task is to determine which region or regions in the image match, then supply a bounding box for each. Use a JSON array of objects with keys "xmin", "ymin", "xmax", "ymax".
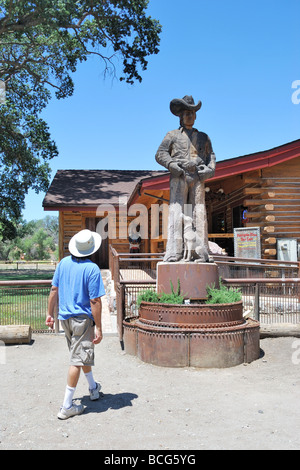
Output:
[{"xmin": 155, "ymin": 95, "xmax": 216, "ymax": 262}]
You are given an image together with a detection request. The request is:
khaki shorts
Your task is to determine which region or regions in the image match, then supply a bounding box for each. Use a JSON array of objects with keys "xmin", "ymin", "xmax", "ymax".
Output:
[{"xmin": 61, "ymin": 315, "xmax": 95, "ymax": 366}]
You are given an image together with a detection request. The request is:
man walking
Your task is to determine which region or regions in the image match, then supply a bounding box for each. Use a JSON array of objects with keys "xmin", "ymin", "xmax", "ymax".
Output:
[{"xmin": 46, "ymin": 229, "xmax": 106, "ymax": 419}]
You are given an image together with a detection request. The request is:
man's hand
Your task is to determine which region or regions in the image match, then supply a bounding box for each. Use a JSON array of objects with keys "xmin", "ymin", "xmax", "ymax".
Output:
[
  {"xmin": 93, "ymin": 325, "xmax": 103, "ymax": 345},
  {"xmin": 45, "ymin": 315, "xmax": 54, "ymax": 329},
  {"xmin": 90, "ymin": 297, "xmax": 103, "ymax": 344},
  {"xmin": 46, "ymin": 286, "xmax": 58, "ymax": 330},
  {"xmin": 181, "ymin": 161, "xmax": 197, "ymax": 172},
  {"xmin": 169, "ymin": 162, "xmax": 184, "ymax": 177}
]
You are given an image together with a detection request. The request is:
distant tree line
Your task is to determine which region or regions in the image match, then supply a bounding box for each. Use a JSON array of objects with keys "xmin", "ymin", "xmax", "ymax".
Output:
[{"xmin": 0, "ymin": 216, "xmax": 58, "ymax": 261}]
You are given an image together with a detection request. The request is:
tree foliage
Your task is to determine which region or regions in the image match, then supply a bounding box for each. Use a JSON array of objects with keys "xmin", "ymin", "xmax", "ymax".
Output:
[
  {"xmin": 0, "ymin": 215, "xmax": 58, "ymax": 260},
  {"xmin": 0, "ymin": 0, "xmax": 161, "ymax": 239}
]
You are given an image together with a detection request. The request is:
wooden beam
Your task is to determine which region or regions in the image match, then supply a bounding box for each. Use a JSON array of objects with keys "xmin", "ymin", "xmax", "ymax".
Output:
[
  {"xmin": 244, "ymin": 200, "xmax": 274, "ymax": 210},
  {"xmin": 208, "ymin": 233, "xmax": 234, "ymax": 238},
  {"xmin": 260, "ymin": 323, "xmax": 300, "ymax": 338},
  {"xmin": 243, "ymin": 177, "xmax": 261, "ymax": 184},
  {"xmin": 246, "ymin": 215, "xmax": 276, "ymax": 222},
  {"xmin": 246, "ymin": 212, "xmax": 265, "ymax": 218},
  {"xmin": 244, "ymin": 188, "xmax": 275, "ymax": 198},
  {"xmin": 265, "ymin": 237, "xmax": 277, "ymax": 244},
  {"xmin": 264, "ymin": 249, "xmax": 277, "ymax": 256},
  {"xmin": 0, "ymin": 325, "xmax": 32, "ymax": 344}
]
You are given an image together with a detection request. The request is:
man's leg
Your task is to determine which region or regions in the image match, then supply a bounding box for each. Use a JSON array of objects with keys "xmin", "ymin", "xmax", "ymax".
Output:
[
  {"xmin": 82, "ymin": 365, "xmax": 97, "ymax": 391},
  {"xmin": 60, "ymin": 365, "xmax": 81, "ymax": 410},
  {"xmin": 164, "ymin": 176, "xmax": 187, "ymax": 262},
  {"xmin": 67, "ymin": 365, "xmax": 81, "ymax": 387},
  {"xmin": 59, "ymin": 319, "xmax": 83, "ymax": 417}
]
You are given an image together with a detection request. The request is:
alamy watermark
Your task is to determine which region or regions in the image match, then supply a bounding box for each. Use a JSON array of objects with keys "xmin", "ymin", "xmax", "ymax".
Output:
[
  {"xmin": 292, "ymin": 339, "xmax": 300, "ymax": 365},
  {"xmin": 0, "ymin": 340, "xmax": 6, "ymax": 365},
  {"xmin": 94, "ymin": 198, "xmax": 206, "ymax": 242},
  {"xmin": 291, "ymin": 80, "xmax": 300, "ymax": 104},
  {"xmin": 0, "ymin": 79, "xmax": 5, "ymax": 105},
  {"xmin": 95, "ymin": 198, "xmax": 169, "ymax": 241}
]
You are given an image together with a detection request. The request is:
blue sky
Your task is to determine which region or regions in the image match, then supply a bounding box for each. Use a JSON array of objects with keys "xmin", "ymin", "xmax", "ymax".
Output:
[{"xmin": 22, "ymin": 0, "xmax": 300, "ymax": 221}]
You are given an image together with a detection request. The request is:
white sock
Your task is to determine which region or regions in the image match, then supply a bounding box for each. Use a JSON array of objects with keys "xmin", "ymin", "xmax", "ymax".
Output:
[
  {"xmin": 84, "ymin": 371, "xmax": 96, "ymax": 390},
  {"xmin": 63, "ymin": 385, "xmax": 76, "ymax": 409}
]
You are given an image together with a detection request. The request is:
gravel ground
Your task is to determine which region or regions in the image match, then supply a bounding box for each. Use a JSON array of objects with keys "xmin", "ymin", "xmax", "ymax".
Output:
[{"xmin": 1, "ymin": 333, "xmax": 300, "ymax": 451}]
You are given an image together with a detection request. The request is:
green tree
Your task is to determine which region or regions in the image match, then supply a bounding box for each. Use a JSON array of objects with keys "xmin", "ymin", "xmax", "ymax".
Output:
[
  {"xmin": 0, "ymin": 0, "xmax": 161, "ymax": 240},
  {"xmin": 23, "ymin": 227, "xmax": 55, "ymax": 260},
  {"xmin": 0, "ymin": 216, "xmax": 58, "ymax": 260}
]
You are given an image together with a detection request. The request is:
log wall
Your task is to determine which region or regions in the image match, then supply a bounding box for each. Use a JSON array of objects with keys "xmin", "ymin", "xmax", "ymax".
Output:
[
  {"xmin": 208, "ymin": 157, "xmax": 300, "ymax": 259},
  {"xmin": 58, "ymin": 210, "xmax": 149, "ymax": 268}
]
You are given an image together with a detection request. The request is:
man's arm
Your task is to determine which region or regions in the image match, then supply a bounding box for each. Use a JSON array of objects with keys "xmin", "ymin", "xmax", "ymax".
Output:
[
  {"xmin": 46, "ymin": 286, "xmax": 58, "ymax": 329},
  {"xmin": 156, "ymin": 131, "xmax": 184, "ymax": 177},
  {"xmin": 197, "ymin": 135, "xmax": 216, "ymax": 180},
  {"xmin": 90, "ymin": 297, "xmax": 103, "ymax": 344}
]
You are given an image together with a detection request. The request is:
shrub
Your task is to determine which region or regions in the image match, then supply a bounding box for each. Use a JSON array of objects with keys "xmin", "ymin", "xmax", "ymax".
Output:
[
  {"xmin": 205, "ymin": 279, "xmax": 242, "ymax": 304},
  {"xmin": 137, "ymin": 279, "xmax": 184, "ymax": 307}
]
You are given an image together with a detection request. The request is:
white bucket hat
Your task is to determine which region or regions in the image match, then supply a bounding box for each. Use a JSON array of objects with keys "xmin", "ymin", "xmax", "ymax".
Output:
[{"xmin": 68, "ymin": 229, "xmax": 102, "ymax": 258}]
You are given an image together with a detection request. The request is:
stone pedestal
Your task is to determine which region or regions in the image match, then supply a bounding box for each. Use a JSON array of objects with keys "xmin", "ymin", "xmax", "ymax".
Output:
[{"xmin": 156, "ymin": 261, "xmax": 219, "ymax": 300}]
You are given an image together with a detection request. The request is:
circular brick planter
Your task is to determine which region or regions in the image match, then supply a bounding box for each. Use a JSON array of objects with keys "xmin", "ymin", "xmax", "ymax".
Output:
[{"xmin": 123, "ymin": 301, "xmax": 260, "ymax": 368}]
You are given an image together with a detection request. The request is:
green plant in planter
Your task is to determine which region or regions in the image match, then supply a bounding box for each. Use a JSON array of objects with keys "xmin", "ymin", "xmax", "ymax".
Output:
[
  {"xmin": 137, "ymin": 279, "xmax": 184, "ymax": 307},
  {"xmin": 136, "ymin": 278, "xmax": 241, "ymax": 307},
  {"xmin": 205, "ymin": 279, "xmax": 242, "ymax": 304},
  {"xmin": 136, "ymin": 289, "xmax": 160, "ymax": 307}
]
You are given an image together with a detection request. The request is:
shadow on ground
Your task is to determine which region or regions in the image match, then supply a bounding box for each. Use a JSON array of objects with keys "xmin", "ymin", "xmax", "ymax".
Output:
[{"xmin": 80, "ymin": 392, "xmax": 138, "ymax": 415}]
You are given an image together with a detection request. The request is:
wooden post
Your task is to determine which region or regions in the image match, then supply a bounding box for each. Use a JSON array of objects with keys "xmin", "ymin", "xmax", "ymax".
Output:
[
  {"xmin": 0, "ymin": 325, "xmax": 32, "ymax": 344},
  {"xmin": 254, "ymin": 283, "xmax": 260, "ymax": 321}
]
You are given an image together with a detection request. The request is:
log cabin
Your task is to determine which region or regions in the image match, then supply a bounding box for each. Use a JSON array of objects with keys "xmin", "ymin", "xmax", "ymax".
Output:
[
  {"xmin": 42, "ymin": 169, "xmax": 166, "ymax": 267},
  {"xmin": 43, "ymin": 139, "xmax": 300, "ymax": 267}
]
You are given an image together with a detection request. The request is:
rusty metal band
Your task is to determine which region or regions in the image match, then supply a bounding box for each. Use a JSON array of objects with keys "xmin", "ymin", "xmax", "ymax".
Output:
[
  {"xmin": 137, "ymin": 317, "xmax": 245, "ymax": 330},
  {"xmin": 139, "ymin": 301, "xmax": 244, "ymax": 325},
  {"xmin": 125, "ymin": 318, "xmax": 259, "ymax": 335}
]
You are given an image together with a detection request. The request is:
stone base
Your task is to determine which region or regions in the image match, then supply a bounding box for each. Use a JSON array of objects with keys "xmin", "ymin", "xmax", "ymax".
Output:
[{"xmin": 157, "ymin": 261, "xmax": 219, "ymax": 300}]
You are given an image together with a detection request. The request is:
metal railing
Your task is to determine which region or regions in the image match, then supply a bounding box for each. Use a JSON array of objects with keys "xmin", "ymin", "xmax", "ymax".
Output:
[
  {"xmin": 2, "ymin": 249, "xmax": 299, "ymax": 338},
  {"xmin": 223, "ymin": 278, "xmax": 300, "ymax": 323},
  {"xmin": 110, "ymin": 247, "xmax": 300, "ymax": 340},
  {"xmin": 0, "ymin": 261, "xmax": 57, "ymax": 271},
  {"xmin": 110, "ymin": 247, "xmax": 163, "ymax": 283},
  {"xmin": 0, "ymin": 280, "xmax": 57, "ymax": 333},
  {"xmin": 214, "ymin": 255, "xmax": 300, "ymax": 279}
]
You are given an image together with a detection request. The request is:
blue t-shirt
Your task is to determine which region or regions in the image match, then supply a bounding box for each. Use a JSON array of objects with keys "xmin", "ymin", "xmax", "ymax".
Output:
[{"xmin": 52, "ymin": 256, "xmax": 106, "ymax": 321}]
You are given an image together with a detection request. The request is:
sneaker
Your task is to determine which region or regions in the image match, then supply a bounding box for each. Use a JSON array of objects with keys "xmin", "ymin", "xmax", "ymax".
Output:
[
  {"xmin": 57, "ymin": 403, "xmax": 84, "ymax": 420},
  {"xmin": 89, "ymin": 382, "xmax": 102, "ymax": 401}
]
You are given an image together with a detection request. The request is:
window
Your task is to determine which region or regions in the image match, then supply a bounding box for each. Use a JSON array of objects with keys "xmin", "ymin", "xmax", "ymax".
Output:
[{"xmin": 212, "ymin": 212, "xmax": 226, "ymax": 233}]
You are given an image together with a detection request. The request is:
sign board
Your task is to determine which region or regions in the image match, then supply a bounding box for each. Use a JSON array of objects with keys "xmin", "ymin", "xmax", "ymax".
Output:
[{"xmin": 234, "ymin": 227, "xmax": 261, "ymax": 259}]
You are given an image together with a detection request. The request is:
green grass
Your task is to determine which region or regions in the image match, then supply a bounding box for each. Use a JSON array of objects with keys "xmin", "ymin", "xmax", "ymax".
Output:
[
  {"xmin": 0, "ymin": 270, "xmax": 54, "ymax": 281},
  {"xmin": 0, "ymin": 270, "xmax": 53, "ymax": 330}
]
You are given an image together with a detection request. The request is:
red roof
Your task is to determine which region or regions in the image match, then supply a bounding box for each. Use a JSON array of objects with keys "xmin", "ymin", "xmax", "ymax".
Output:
[
  {"xmin": 137, "ymin": 139, "xmax": 300, "ymax": 192},
  {"xmin": 43, "ymin": 140, "xmax": 300, "ymax": 211},
  {"xmin": 213, "ymin": 138, "xmax": 300, "ymax": 181}
]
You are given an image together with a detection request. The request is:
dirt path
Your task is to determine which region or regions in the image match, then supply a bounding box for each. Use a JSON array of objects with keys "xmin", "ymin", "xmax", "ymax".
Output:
[{"xmin": 1, "ymin": 334, "xmax": 300, "ymax": 450}]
